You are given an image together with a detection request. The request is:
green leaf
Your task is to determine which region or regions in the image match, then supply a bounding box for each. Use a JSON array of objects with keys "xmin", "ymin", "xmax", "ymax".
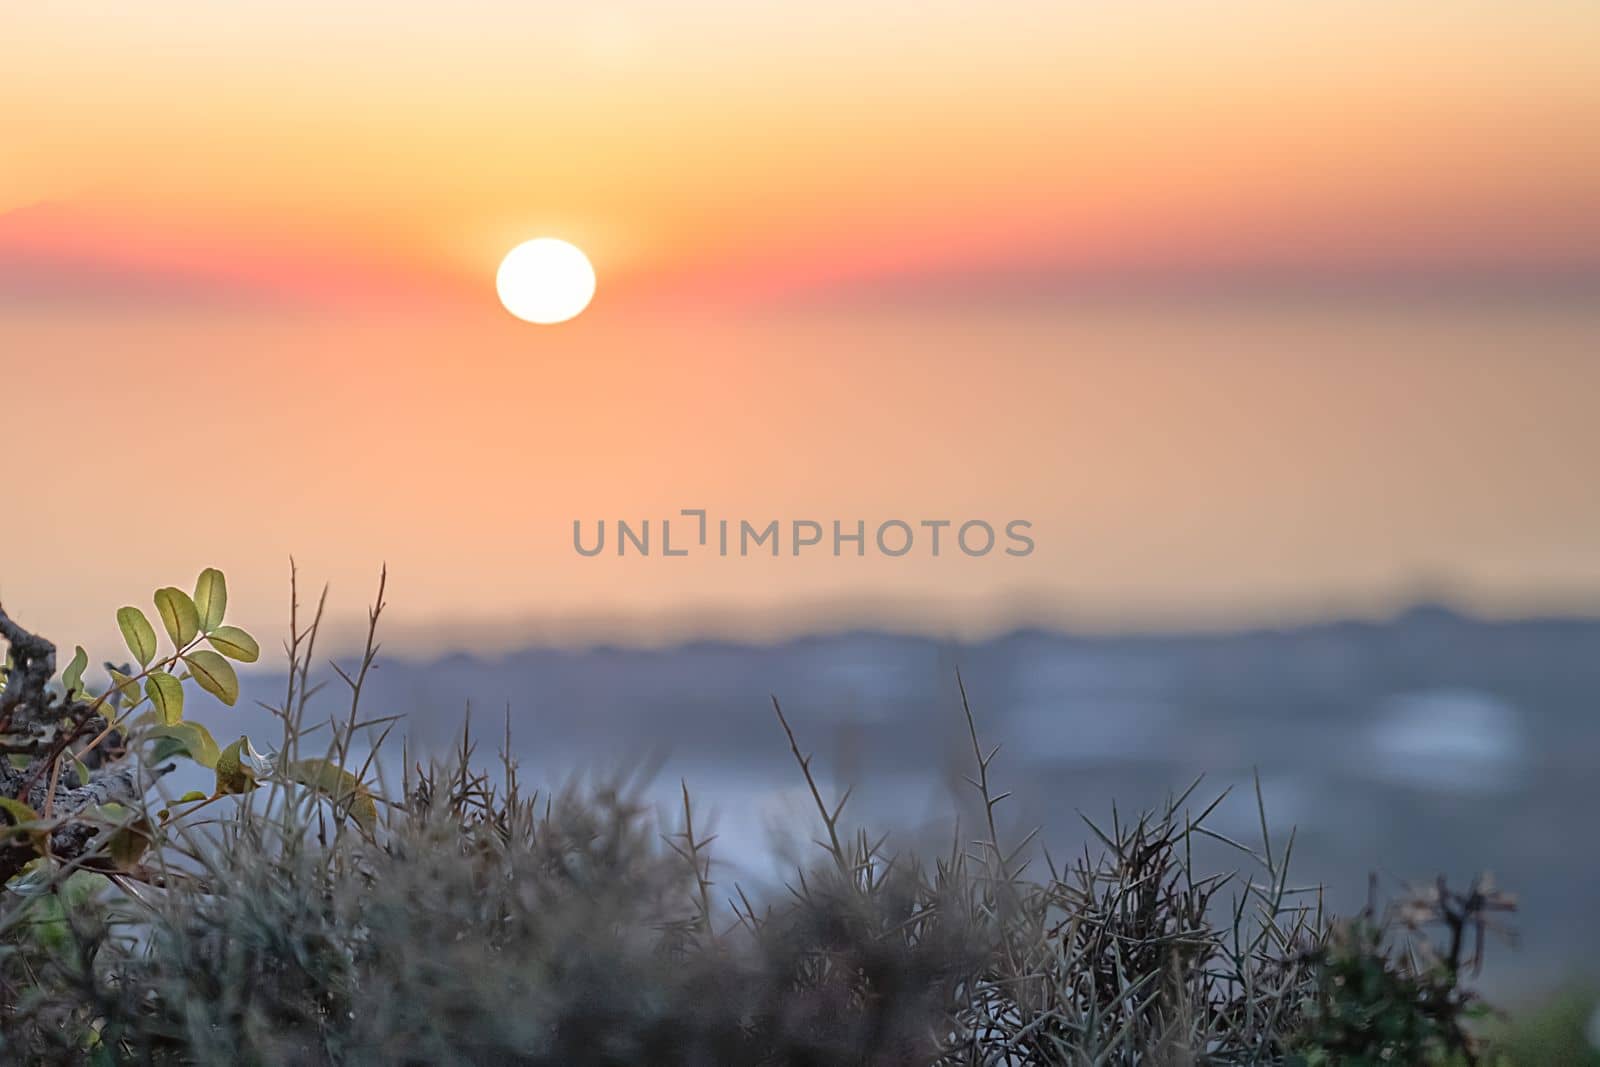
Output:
[
  {"xmin": 73, "ymin": 759, "xmax": 90, "ymax": 787},
  {"xmin": 0, "ymin": 797, "xmax": 47, "ymax": 851},
  {"xmin": 175, "ymin": 790, "xmax": 208, "ymax": 803},
  {"xmin": 116, "ymin": 607, "xmax": 159, "ymax": 667},
  {"xmin": 214, "ymin": 736, "xmax": 269, "ymax": 795},
  {"xmin": 112, "ymin": 821, "xmax": 152, "ymax": 869},
  {"xmin": 109, "ymin": 669, "xmax": 142, "ymax": 707},
  {"xmin": 0, "ymin": 797, "xmax": 39, "ymax": 826},
  {"xmin": 90, "ymin": 804, "xmax": 153, "ymax": 870},
  {"xmin": 350, "ymin": 793, "xmax": 379, "ymax": 834},
  {"xmin": 61, "ymin": 645, "xmax": 89, "ymax": 698},
  {"xmin": 206, "ymin": 625, "xmax": 260, "ymax": 663},
  {"xmin": 193, "ymin": 568, "xmax": 227, "ymax": 633},
  {"xmin": 145, "ymin": 721, "xmax": 220, "ymax": 769},
  {"xmin": 183, "ymin": 650, "xmax": 238, "ymax": 706},
  {"xmin": 145, "ymin": 672, "xmax": 184, "ymax": 725},
  {"xmin": 153, "ymin": 587, "xmax": 200, "ymax": 647},
  {"xmin": 284, "ymin": 758, "xmax": 378, "ymax": 832}
]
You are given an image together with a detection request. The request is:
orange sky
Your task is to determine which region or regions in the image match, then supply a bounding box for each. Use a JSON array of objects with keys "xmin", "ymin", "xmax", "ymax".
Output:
[{"xmin": 3, "ymin": 2, "xmax": 1600, "ymax": 653}]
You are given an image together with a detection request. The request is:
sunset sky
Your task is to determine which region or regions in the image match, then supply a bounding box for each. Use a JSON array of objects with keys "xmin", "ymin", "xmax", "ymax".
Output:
[{"xmin": 4, "ymin": 2, "xmax": 1599, "ymax": 654}]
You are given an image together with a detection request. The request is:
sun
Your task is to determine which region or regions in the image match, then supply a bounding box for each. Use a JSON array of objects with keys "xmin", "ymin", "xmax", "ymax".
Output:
[{"xmin": 496, "ymin": 238, "xmax": 596, "ymax": 324}]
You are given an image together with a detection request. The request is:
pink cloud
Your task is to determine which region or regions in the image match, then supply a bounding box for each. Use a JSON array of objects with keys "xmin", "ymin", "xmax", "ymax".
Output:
[{"xmin": 0, "ymin": 202, "xmax": 471, "ymax": 313}]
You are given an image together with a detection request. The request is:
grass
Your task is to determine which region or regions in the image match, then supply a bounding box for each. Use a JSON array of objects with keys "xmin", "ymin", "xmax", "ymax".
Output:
[{"xmin": 0, "ymin": 575, "xmax": 1545, "ymax": 1064}]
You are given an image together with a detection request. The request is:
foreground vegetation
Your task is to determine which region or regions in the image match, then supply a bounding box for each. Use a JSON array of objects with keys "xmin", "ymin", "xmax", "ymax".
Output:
[{"xmin": 0, "ymin": 570, "xmax": 1554, "ymax": 1064}]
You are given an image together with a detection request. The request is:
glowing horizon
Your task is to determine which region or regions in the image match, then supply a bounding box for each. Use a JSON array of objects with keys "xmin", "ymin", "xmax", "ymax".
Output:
[{"xmin": 5, "ymin": 3, "xmax": 1598, "ymax": 313}]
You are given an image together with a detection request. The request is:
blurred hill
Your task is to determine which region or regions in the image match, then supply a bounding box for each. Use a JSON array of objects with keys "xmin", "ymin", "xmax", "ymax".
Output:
[{"xmin": 226, "ymin": 604, "xmax": 1600, "ymax": 997}]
